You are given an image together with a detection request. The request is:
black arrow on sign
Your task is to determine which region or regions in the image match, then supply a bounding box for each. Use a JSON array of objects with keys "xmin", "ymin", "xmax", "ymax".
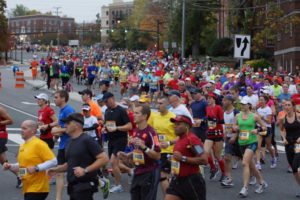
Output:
[{"xmin": 241, "ymin": 37, "xmax": 249, "ymax": 57}]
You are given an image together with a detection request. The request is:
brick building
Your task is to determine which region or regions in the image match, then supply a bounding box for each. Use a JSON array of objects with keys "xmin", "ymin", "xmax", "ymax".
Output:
[
  {"xmin": 8, "ymin": 15, "xmax": 75, "ymax": 36},
  {"xmin": 274, "ymin": 0, "xmax": 300, "ymax": 73},
  {"xmin": 100, "ymin": 0, "xmax": 134, "ymax": 45}
]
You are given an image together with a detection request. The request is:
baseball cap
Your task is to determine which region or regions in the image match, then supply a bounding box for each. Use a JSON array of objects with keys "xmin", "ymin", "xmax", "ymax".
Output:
[
  {"xmin": 240, "ymin": 99, "xmax": 250, "ymax": 105},
  {"xmin": 190, "ymin": 88, "xmax": 202, "ymax": 94},
  {"xmin": 129, "ymin": 95, "xmax": 140, "ymax": 102},
  {"xmin": 99, "ymin": 80, "xmax": 110, "ymax": 86},
  {"xmin": 61, "ymin": 113, "xmax": 84, "ymax": 125},
  {"xmin": 207, "ymin": 92, "xmax": 216, "ymax": 100},
  {"xmin": 170, "ymin": 115, "xmax": 193, "ymax": 127},
  {"xmin": 209, "ymin": 80, "xmax": 215, "ymax": 84},
  {"xmin": 34, "ymin": 93, "xmax": 49, "ymax": 101},
  {"xmin": 168, "ymin": 90, "xmax": 181, "ymax": 98},
  {"xmin": 81, "ymin": 103, "xmax": 91, "ymax": 111},
  {"xmin": 101, "ymin": 92, "xmax": 114, "ymax": 102},
  {"xmin": 78, "ymin": 89, "xmax": 93, "ymax": 97},
  {"xmin": 224, "ymin": 95, "xmax": 235, "ymax": 102}
]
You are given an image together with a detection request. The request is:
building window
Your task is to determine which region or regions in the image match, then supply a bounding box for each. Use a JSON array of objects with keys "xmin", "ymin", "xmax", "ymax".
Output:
[
  {"xmin": 112, "ymin": 11, "xmax": 115, "ymax": 16},
  {"xmin": 106, "ymin": 11, "xmax": 109, "ymax": 16},
  {"xmin": 106, "ymin": 30, "xmax": 109, "ymax": 34},
  {"xmin": 112, "ymin": 20, "xmax": 115, "ymax": 25},
  {"xmin": 106, "ymin": 20, "xmax": 108, "ymax": 25}
]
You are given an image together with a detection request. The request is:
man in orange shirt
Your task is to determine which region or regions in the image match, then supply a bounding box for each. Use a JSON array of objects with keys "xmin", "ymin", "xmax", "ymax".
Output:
[
  {"xmin": 31, "ymin": 59, "xmax": 39, "ymax": 80},
  {"xmin": 79, "ymin": 89, "xmax": 103, "ymax": 120}
]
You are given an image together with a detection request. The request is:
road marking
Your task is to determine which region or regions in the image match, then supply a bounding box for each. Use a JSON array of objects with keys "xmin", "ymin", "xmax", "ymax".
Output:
[
  {"xmin": 0, "ymin": 102, "xmax": 37, "ymax": 119},
  {"xmin": 8, "ymin": 134, "xmax": 24, "ymax": 145}
]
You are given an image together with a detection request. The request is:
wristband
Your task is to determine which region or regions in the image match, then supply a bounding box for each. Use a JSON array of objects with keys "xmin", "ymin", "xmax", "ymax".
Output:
[
  {"xmin": 145, "ymin": 148, "xmax": 150, "ymax": 153},
  {"xmin": 181, "ymin": 156, "xmax": 187, "ymax": 162},
  {"xmin": 35, "ymin": 166, "xmax": 39, "ymax": 172},
  {"xmin": 167, "ymin": 141, "xmax": 171, "ymax": 146},
  {"xmin": 84, "ymin": 168, "xmax": 89, "ymax": 174}
]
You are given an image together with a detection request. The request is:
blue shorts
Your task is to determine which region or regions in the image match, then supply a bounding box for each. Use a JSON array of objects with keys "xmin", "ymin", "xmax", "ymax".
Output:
[{"xmin": 240, "ymin": 142, "xmax": 258, "ymax": 154}]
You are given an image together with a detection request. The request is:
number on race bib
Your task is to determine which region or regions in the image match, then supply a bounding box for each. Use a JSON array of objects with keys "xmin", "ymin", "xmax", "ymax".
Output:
[
  {"xmin": 171, "ymin": 158, "xmax": 180, "ymax": 176},
  {"xmin": 295, "ymin": 144, "xmax": 300, "ymax": 153},
  {"xmin": 239, "ymin": 130, "xmax": 250, "ymax": 141},
  {"xmin": 133, "ymin": 149, "xmax": 145, "ymax": 166}
]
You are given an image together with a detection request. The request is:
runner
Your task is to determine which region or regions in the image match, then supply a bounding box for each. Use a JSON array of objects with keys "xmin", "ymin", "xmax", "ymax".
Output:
[
  {"xmin": 35, "ymin": 93, "xmax": 57, "ymax": 149},
  {"xmin": 52, "ymin": 90, "xmax": 75, "ymax": 200},
  {"xmin": 152, "ymin": 97, "xmax": 177, "ymax": 195},
  {"xmin": 165, "ymin": 115, "xmax": 207, "ymax": 200},
  {"xmin": 87, "ymin": 61, "xmax": 98, "ymax": 90},
  {"xmin": 3, "ymin": 120, "xmax": 57, "ymax": 200},
  {"xmin": 204, "ymin": 93, "xmax": 225, "ymax": 181},
  {"xmin": 119, "ymin": 66, "xmax": 129, "ymax": 97},
  {"xmin": 48, "ymin": 113, "xmax": 109, "ymax": 200},
  {"xmin": 279, "ymin": 99, "xmax": 300, "ymax": 197},
  {"xmin": 221, "ymin": 95, "xmax": 241, "ymax": 188},
  {"xmin": 130, "ymin": 104, "xmax": 161, "ymax": 200},
  {"xmin": 102, "ymin": 92, "xmax": 132, "ymax": 193},
  {"xmin": 79, "ymin": 89, "xmax": 102, "ymax": 121},
  {"xmin": 233, "ymin": 99, "xmax": 268, "ymax": 197}
]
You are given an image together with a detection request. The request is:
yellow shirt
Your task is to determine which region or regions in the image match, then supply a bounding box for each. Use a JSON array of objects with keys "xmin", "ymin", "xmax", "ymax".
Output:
[
  {"xmin": 147, "ymin": 111, "xmax": 156, "ymax": 128},
  {"xmin": 152, "ymin": 111, "xmax": 176, "ymax": 153},
  {"xmin": 18, "ymin": 136, "xmax": 55, "ymax": 194},
  {"xmin": 119, "ymin": 70, "xmax": 128, "ymax": 83}
]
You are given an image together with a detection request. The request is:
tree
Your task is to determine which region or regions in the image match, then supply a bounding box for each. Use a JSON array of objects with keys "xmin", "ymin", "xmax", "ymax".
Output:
[
  {"xmin": 11, "ymin": 4, "xmax": 41, "ymax": 17},
  {"xmin": 0, "ymin": 0, "xmax": 8, "ymax": 52}
]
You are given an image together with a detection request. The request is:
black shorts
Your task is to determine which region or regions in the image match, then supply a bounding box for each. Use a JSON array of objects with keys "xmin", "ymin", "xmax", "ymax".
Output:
[
  {"xmin": 108, "ymin": 138, "xmax": 127, "ymax": 158},
  {"xmin": 206, "ymin": 137, "xmax": 224, "ymax": 142},
  {"xmin": 51, "ymin": 74, "xmax": 59, "ymax": 79},
  {"xmin": 160, "ymin": 153, "xmax": 171, "ymax": 174},
  {"xmin": 0, "ymin": 138, "xmax": 7, "ymax": 154},
  {"xmin": 224, "ymin": 138, "xmax": 242, "ymax": 158},
  {"xmin": 167, "ymin": 173, "xmax": 206, "ymax": 200},
  {"xmin": 88, "ymin": 77, "xmax": 95, "ymax": 85},
  {"xmin": 285, "ymin": 144, "xmax": 300, "ymax": 173},
  {"xmin": 114, "ymin": 77, "xmax": 119, "ymax": 82},
  {"xmin": 24, "ymin": 192, "xmax": 48, "ymax": 200},
  {"xmin": 191, "ymin": 127, "xmax": 207, "ymax": 143},
  {"xmin": 41, "ymin": 138, "xmax": 55, "ymax": 149},
  {"xmin": 130, "ymin": 169, "xmax": 160, "ymax": 200},
  {"xmin": 57, "ymin": 149, "xmax": 66, "ymax": 165}
]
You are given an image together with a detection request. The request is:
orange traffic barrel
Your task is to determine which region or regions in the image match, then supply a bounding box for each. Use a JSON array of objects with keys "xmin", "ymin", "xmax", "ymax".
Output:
[{"xmin": 15, "ymin": 71, "xmax": 25, "ymax": 88}]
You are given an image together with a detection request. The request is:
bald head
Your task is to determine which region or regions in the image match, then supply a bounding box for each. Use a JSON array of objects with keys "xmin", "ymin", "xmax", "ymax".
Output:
[{"xmin": 21, "ymin": 120, "xmax": 38, "ymax": 141}]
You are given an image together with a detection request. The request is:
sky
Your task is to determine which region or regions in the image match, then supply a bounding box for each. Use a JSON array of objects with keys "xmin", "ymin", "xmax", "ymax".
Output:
[{"xmin": 6, "ymin": 0, "xmax": 131, "ymax": 23}]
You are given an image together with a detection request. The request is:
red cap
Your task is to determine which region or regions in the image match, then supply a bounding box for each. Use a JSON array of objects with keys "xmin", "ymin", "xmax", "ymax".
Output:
[
  {"xmin": 170, "ymin": 115, "xmax": 193, "ymax": 126},
  {"xmin": 207, "ymin": 92, "xmax": 217, "ymax": 100}
]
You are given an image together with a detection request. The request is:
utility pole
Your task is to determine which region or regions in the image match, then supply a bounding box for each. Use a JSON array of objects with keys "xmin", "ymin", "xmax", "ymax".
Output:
[
  {"xmin": 181, "ymin": 0, "xmax": 186, "ymax": 59},
  {"xmin": 53, "ymin": 7, "xmax": 61, "ymax": 46}
]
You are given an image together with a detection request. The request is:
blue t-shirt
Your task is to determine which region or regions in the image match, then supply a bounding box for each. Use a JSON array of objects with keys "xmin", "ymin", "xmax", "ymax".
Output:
[
  {"xmin": 191, "ymin": 99, "xmax": 208, "ymax": 130},
  {"xmin": 278, "ymin": 93, "xmax": 291, "ymax": 102},
  {"xmin": 87, "ymin": 65, "xmax": 98, "ymax": 79},
  {"xmin": 58, "ymin": 104, "xmax": 75, "ymax": 149}
]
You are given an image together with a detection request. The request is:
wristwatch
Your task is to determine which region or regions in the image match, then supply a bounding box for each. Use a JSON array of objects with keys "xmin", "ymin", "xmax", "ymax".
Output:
[
  {"xmin": 35, "ymin": 166, "xmax": 39, "ymax": 172},
  {"xmin": 84, "ymin": 168, "xmax": 89, "ymax": 174},
  {"xmin": 181, "ymin": 156, "xmax": 187, "ymax": 162}
]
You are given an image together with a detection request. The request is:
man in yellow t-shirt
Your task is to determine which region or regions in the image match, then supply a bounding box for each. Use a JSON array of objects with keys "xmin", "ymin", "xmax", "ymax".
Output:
[
  {"xmin": 152, "ymin": 97, "xmax": 177, "ymax": 195},
  {"xmin": 3, "ymin": 120, "xmax": 57, "ymax": 200}
]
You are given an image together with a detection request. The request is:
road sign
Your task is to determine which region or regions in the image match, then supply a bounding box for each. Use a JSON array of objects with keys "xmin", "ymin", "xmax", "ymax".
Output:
[
  {"xmin": 172, "ymin": 42, "xmax": 177, "ymax": 48},
  {"xmin": 234, "ymin": 34, "xmax": 251, "ymax": 59},
  {"xmin": 163, "ymin": 42, "xmax": 169, "ymax": 49}
]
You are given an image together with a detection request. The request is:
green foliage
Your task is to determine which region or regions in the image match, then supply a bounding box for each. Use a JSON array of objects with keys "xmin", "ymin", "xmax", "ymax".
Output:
[
  {"xmin": 207, "ymin": 38, "xmax": 233, "ymax": 57},
  {"xmin": 245, "ymin": 59, "xmax": 271, "ymax": 70},
  {"xmin": 12, "ymin": 4, "xmax": 41, "ymax": 16},
  {"xmin": 0, "ymin": 0, "xmax": 8, "ymax": 52}
]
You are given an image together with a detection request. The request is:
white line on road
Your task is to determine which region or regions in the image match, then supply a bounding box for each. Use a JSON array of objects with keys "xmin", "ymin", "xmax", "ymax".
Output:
[
  {"xmin": 8, "ymin": 134, "xmax": 24, "ymax": 145},
  {"xmin": 7, "ymin": 128, "xmax": 21, "ymax": 131},
  {"xmin": 0, "ymin": 102, "xmax": 37, "ymax": 119}
]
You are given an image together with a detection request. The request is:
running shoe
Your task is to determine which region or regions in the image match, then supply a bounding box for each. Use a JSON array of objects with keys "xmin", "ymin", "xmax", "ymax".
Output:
[
  {"xmin": 109, "ymin": 184, "xmax": 123, "ymax": 193},
  {"xmin": 209, "ymin": 168, "xmax": 219, "ymax": 180},
  {"xmin": 256, "ymin": 163, "xmax": 262, "ymax": 171},
  {"xmin": 296, "ymin": 192, "xmax": 300, "ymax": 198},
  {"xmin": 270, "ymin": 158, "xmax": 277, "ymax": 169},
  {"xmin": 287, "ymin": 166, "xmax": 293, "ymax": 173},
  {"xmin": 219, "ymin": 174, "xmax": 226, "ymax": 182},
  {"xmin": 249, "ymin": 176, "xmax": 257, "ymax": 185},
  {"xmin": 239, "ymin": 186, "xmax": 248, "ymax": 198},
  {"xmin": 100, "ymin": 178, "xmax": 110, "ymax": 199},
  {"xmin": 16, "ymin": 177, "xmax": 22, "ymax": 188},
  {"xmin": 255, "ymin": 181, "xmax": 268, "ymax": 194},
  {"xmin": 221, "ymin": 177, "xmax": 234, "ymax": 187}
]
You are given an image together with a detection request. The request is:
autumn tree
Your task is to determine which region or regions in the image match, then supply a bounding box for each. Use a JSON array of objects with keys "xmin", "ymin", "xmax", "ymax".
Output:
[{"xmin": 0, "ymin": 0, "xmax": 8, "ymax": 54}]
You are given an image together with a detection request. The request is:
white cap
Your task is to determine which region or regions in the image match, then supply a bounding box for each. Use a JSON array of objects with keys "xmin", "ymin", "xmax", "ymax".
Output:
[
  {"xmin": 240, "ymin": 99, "xmax": 250, "ymax": 105},
  {"xmin": 129, "ymin": 95, "xmax": 140, "ymax": 102},
  {"xmin": 209, "ymin": 80, "xmax": 215, "ymax": 84},
  {"xmin": 34, "ymin": 93, "xmax": 49, "ymax": 101},
  {"xmin": 145, "ymin": 68, "xmax": 150, "ymax": 73}
]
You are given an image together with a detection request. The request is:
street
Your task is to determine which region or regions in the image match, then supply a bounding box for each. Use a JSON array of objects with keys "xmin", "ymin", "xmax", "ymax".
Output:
[{"xmin": 0, "ymin": 60, "xmax": 299, "ymax": 200}]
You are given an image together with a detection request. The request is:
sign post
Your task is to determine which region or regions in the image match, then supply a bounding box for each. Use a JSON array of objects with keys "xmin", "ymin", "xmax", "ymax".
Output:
[{"xmin": 234, "ymin": 34, "xmax": 251, "ymax": 71}]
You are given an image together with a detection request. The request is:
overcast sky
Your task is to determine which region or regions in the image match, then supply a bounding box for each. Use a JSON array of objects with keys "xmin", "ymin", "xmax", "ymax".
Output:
[{"xmin": 6, "ymin": 0, "xmax": 131, "ymax": 23}]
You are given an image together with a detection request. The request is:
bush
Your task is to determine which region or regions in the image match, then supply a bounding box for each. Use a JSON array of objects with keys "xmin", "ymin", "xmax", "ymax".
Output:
[
  {"xmin": 207, "ymin": 38, "xmax": 233, "ymax": 57},
  {"xmin": 245, "ymin": 59, "xmax": 271, "ymax": 71}
]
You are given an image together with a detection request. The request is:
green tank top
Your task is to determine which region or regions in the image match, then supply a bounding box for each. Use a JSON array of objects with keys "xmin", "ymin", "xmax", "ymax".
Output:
[{"xmin": 237, "ymin": 112, "xmax": 257, "ymax": 146}]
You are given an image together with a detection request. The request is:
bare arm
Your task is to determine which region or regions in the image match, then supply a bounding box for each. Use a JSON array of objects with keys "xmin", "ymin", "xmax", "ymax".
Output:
[
  {"xmin": 117, "ymin": 122, "xmax": 132, "ymax": 132},
  {"xmin": 0, "ymin": 107, "xmax": 13, "ymax": 126},
  {"xmin": 85, "ymin": 152, "xmax": 109, "ymax": 173}
]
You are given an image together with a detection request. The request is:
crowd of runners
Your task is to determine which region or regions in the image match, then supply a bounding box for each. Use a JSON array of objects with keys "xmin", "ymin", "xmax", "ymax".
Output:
[{"xmin": 1, "ymin": 48, "xmax": 300, "ymax": 200}]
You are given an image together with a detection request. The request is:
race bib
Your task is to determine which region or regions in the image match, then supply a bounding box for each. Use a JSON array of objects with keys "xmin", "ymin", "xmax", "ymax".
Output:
[
  {"xmin": 193, "ymin": 119, "xmax": 201, "ymax": 127},
  {"xmin": 106, "ymin": 121, "xmax": 116, "ymax": 132},
  {"xmin": 91, "ymin": 71, "xmax": 96, "ymax": 75},
  {"xmin": 133, "ymin": 149, "xmax": 145, "ymax": 166},
  {"xmin": 224, "ymin": 124, "xmax": 233, "ymax": 134},
  {"xmin": 132, "ymin": 83, "xmax": 138, "ymax": 88},
  {"xmin": 158, "ymin": 135, "xmax": 166, "ymax": 142},
  {"xmin": 19, "ymin": 168, "xmax": 27, "ymax": 178},
  {"xmin": 259, "ymin": 130, "xmax": 267, "ymax": 136},
  {"xmin": 103, "ymin": 74, "xmax": 108, "ymax": 79},
  {"xmin": 208, "ymin": 121, "xmax": 217, "ymax": 129},
  {"xmin": 295, "ymin": 144, "xmax": 300, "ymax": 153},
  {"xmin": 171, "ymin": 158, "xmax": 180, "ymax": 176},
  {"xmin": 239, "ymin": 130, "xmax": 250, "ymax": 141}
]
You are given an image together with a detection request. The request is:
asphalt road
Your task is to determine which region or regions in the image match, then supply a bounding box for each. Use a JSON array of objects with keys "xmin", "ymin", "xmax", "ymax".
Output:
[{"xmin": 0, "ymin": 59, "xmax": 300, "ymax": 200}]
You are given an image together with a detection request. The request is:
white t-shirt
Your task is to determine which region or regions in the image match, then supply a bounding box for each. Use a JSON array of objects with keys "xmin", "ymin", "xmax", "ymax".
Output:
[
  {"xmin": 169, "ymin": 104, "xmax": 194, "ymax": 123},
  {"xmin": 242, "ymin": 94, "xmax": 259, "ymax": 108},
  {"xmin": 224, "ymin": 110, "xmax": 236, "ymax": 138},
  {"xmin": 83, "ymin": 116, "xmax": 98, "ymax": 137},
  {"xmin": 288, "ymin": 84, "xmax": 297, "ymax": 95},
  {"xmin": 257, "ymin": 106, "xmax": 272, "ymax": 127}
]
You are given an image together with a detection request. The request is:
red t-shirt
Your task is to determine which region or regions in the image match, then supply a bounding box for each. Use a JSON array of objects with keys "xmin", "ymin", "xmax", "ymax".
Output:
[
  {"xmin": 292, "ymin": 93, "xmax": 300, "ymax": 105},
  {"xmin": 155, "ymin": 70, "xmax": 165, "ymax": 84},
  {"xmin": 127, "ymin": 110, "xmax": 136, "ymax": 137},
  {"xmin": 38, "ymin": 106, "xmax": 55, "ymax": 139},
  {"xmin": 173, "ymin": 132, "xmax": 203, "ymax": 177},
  {"xmin": 206, "ymin": 105, "xmax": 224, "ymax": 138},
  {"xmin": 0, "ymin": 116, "xmax": 8, "ymax": 139},
  {"xmin": 168, "ymin": 79, "xmax": 179, "ymax": 90}
]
